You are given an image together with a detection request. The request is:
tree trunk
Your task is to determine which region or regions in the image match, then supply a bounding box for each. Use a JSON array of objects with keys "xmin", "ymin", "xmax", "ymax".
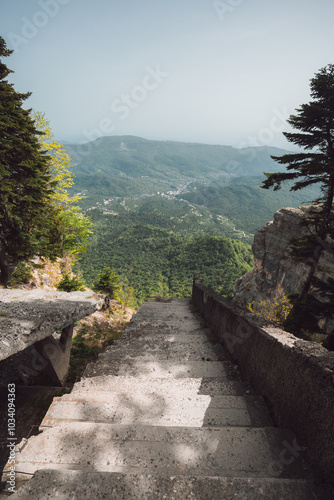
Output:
[
  {"xmin": 0, "ymin": 249, "xmax": 17, "ymax": 287},
  {"xmin": 323, "ymin": 174, "xmax": 334, "ymax": 231}
]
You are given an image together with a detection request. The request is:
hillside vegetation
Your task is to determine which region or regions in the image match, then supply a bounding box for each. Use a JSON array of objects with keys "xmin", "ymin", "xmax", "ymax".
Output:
[
  {"xmin": 68, "ymin": 136, "xmax": 320, "ymax": 304},
  {"xmin": 76, "ymin": 210, "xmax": 252, "ymax": 304},
  {"xmin": 67, "ymin": 136, "xmax": 291, "ymax": 212}
]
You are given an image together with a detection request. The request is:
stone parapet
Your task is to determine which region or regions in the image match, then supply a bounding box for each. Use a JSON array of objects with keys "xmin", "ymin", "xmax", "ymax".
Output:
[
  {"xmin": 192, "ymin": 276, "xmax": 334, "ymax": 483},
  {"xmin": 0, "ymin": 289, "xmax": 105, "ymax": 385}
]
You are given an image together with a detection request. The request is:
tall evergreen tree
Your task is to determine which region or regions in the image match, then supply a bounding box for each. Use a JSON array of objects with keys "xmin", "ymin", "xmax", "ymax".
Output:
[
  {"xmin": 262, "ymin": 64, "xmax": 334, "ymax": 233},
  {"xmin": 0, "ymin": 36, "xmax": 60, "ymax": 285}
]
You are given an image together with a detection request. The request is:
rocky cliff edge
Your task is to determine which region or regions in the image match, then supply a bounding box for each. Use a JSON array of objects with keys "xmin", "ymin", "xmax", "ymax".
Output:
[{"xmin": 233, "ymin": 206, "xmax": 334, "ymax": 337}]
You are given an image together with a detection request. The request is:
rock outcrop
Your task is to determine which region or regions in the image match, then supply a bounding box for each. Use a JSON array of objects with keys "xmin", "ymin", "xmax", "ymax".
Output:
[{"xmin": 233, "ymin": 206, "xmax": 334, "ymax": 335}]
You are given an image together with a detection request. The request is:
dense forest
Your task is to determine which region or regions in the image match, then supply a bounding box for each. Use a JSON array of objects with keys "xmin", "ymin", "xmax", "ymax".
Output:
[{"xmin": 76, "ymin": 210, "xmax": 253, "ymax": 304}]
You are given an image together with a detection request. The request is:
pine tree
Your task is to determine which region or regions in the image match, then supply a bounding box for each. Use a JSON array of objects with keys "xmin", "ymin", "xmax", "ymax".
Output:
[
  {"xmin": 262, "ymin": 64, "xmax": 334, "ymax": 233},
  {"xmin": 0, "ymin": 37, "xmax": 60, "ymax": 285},
  {"xmin": 93, "ymin": 267, "xmax": 121, "ymax": 306}
]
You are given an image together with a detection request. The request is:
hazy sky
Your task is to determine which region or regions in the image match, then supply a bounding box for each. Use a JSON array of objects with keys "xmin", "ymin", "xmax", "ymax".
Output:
[{"xmin": 1, "ymin": 0, "xmax": 334, "ymax": 149}]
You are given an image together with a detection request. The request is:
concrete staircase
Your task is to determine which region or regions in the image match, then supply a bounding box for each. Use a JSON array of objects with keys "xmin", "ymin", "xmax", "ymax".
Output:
[{"xmin": 6, "ymin": 299, "xmax": 331, "ymax": 499}]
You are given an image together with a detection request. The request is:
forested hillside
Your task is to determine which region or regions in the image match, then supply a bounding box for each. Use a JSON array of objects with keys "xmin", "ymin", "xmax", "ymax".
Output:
[
  {"xmin": 76, "ymin": 210, "xmax": 252, "ymax": 303},
  {"xmin": 69, "ymin": 136, "xmax": 320, "ymax": 304},
  {"xmin": 178, "ymin": 176, "xmax": 320, "ymax": 234},
  {"xmin": 67, "ymin": 136, "xmax": 290, "ymax": 211}
]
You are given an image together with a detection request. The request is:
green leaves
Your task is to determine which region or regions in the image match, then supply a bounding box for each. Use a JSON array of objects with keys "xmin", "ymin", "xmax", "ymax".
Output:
[
  {"xmin": 0, "ymin": 37, "xmax": 59, "ymax": 283},
  {"xmin": 0, "ymin": 37, "xmax": 93, "ymax": 284},
  {"xmin": 56, "ymin": 273, "xmax": 86, "ymax": 292},
  {"xmin": 93, "ymin": 267, "xmax": 121, "ymax": 302},
  {"xmin": 76, "ymin": 217, "xmax": 252, "ymax": 305},
  {"xmin": 262, "ymin": 64, "xmax": 334, "ymax": 230}
]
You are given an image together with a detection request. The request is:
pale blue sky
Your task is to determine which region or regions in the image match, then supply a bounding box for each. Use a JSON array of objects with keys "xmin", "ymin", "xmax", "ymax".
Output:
[{"xmin": 1, "ymin": 0, "xmax": 334, "ymax": 149}]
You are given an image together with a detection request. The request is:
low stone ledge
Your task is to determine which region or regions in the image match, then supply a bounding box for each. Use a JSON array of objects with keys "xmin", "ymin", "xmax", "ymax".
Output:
[
  {"xmin": 0, "ymin": 289, "xmax": 105, "ymax": 362},
  {"xmin": 192, "ymin": 277, "xmax": 334, "ymax": 483}
]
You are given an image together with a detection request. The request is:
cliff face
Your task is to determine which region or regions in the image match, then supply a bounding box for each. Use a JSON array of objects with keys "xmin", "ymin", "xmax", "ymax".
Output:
[{"xmin": 233, "ymin": 206, "xmax": 334, "ymax": 336}]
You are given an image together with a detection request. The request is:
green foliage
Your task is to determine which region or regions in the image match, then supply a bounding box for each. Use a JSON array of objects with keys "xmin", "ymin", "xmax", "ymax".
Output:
[
  {"xmin": 0, "ymin": 37, "xmax": 60, "ymax": 284},
  {"xmin": 93, "ymin": 267, "xmax": 121, "ymax": 301},
  {"xmin": 56, "ymin": 273, "xmax": 86, "ymax": 292},
  {"xmin": 75, "ymin": 212, "xmax": 252, "ymax": 305},
  {"xmin": 33, "ymin": 112, "xmax": 93, "ymax": 259},
  {"xmin": 290, "ymin": 234, "xmax": 321, "ymax": 260},
  {"xmin": 67, "ymin": 306, "xmax": 128, "ymax": 383},
  {"xmin": 58, "ymin": 206, "xmax": 93, "ymax": 257},
  {"xmin": 280, "ymin": 231, "xmax": 334, "ymax": 350},
  {"xmin": 68, "ymin": 334, "xmax": 99, "ymax": 383},
  {"xmin": 66, "ymin": 136, "xmax": 291, "ymax": 212},
  {"xmin": 247, "ymin": 294, "xmax": 293, "ymax": 325},
  {"xmin": 180, "ymin": 176, "xmax": 319, "ymax": 236},
  {"xmin": 262, "ymin": 64, "xmax": 334, "ymax": 231},
  {"xmin": 0, "ymin": 38, "xmax": 93, "ymax": 285},
  {"xmin": 8, "ymin": 262, "xmax": 33, "ymax": 286}
]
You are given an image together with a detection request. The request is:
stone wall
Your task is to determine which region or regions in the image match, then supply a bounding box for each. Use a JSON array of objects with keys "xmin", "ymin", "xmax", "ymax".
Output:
[{"xmin": 192, "ymin": 277, "xmax": 334, "ymax": 483}]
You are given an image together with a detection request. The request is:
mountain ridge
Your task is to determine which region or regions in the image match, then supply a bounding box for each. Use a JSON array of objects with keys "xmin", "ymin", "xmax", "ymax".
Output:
[{"xmin": 66, "ymin": 135, "xmax": 291, "ymax": 180}]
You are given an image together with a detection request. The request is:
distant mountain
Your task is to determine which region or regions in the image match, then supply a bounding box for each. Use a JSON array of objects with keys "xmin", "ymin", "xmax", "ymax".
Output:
[
  {"xmin": 67, "ymin": 135, "xmax": 289, "ymax": 178},
  {"xmin": 66, "ymin": 136, "xmax": 290, "ymax": 202},
  {"xmin": 65, "ymin": 135, "xmax": 320, "ymax": 240}
]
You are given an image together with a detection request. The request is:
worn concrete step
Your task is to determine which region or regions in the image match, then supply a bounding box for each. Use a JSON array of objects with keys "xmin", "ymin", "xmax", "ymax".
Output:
[
  {"xmin": 40, "ymin": 393, "xmax": 272, "ymax": 428},
  {"xmin": 7, "ymin": 470, "xmax": 332, "ymax": 500},
  {"xmin": 72, "ymin": 375, "xmax": 254, "ymax": 397},
  {"xmin": 124, "ymin": 323, "xmax": 207, "ymax": 336},
  {"xmin": 84, "ymin": 359, "xmax": 229, "ymax": 378},
  {"xmin": 59, "ymin": 391, "xmax": 261, "ymax": 408},
  {"xmin": 9, "ymin": 423, "xmax": 310, "ymax": 479},
  {"xmin": 127, "ymin": 304, "xmax": 205, "ymax": 334},
  {"xmin": 98, "ymin": 337, "xmax": 221, "ymax": 362},
  {"xmin": 110, "ymin": 332, "xmax": 218, "ymax": 347},
  {"xmin": 116, "ymin": 332, "xmax": 213, "ymax": 344},
  {"xmin": 128, "ymin": 299, "xmax": 193, "ymax": 319}
]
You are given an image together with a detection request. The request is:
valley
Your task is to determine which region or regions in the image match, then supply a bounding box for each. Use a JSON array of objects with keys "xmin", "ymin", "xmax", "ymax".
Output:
[{"xmin": 67, "ymin": 136, "xmax": 320, "ymax": 304}]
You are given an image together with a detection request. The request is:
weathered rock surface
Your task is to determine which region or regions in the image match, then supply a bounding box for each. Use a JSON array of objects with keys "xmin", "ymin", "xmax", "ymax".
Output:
[
  {"xmin": 0, "ymin": 289, "xmax": 105, "ymax": 362},
  {"xmin": 233, "ymin": 206, "xmax": 334, "ymax": 334}
]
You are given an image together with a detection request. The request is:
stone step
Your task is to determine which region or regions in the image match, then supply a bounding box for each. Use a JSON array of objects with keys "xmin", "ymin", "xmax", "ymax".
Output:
[
  {"xmin": 103, "ymin": 335, "xmax": 220, "ymax": 362},
  {"xmin": 105, "ymin": 330, "xmax": 218, "ymax": 352},
  {"xmin": 9, "ymin": 423, "xmax": 310, "ymax": 480},
  {"xmin": 128, "ymin": 299, "xmax": 193, "ymax": 318},
  {"xmin": 60, "ymin": 390, "xmax": 269, "ymax": 412},
  {"xmin": 40, "ymin": 393, "xmax": 272, "ymax": 428},
  {"xmin": 72, "ymin": 375, "xmax": 254, "ymax": 397},
  {"xmin": 126, "ymin": 304, "xmax": 205, "ymax": 333},
  {"xmin": 8, "ymin": 470, "xmax": 332, "ymax": 500},
  {"xmin": 116, "ymin": 332, "xmax": 213, "ymax": 344},
  {"xmin": 84, "ymin": 359, "xmax": 229, "ymax": 378},
  {"xmin": 124, "ymin": 323, "xmax": 207, "ymax": 336}
]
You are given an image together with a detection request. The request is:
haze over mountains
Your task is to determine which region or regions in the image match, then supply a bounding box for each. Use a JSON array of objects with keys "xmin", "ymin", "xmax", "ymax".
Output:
[{"xmin": 67, "ymin": 135, "xmax": 288, "ymax": 180}]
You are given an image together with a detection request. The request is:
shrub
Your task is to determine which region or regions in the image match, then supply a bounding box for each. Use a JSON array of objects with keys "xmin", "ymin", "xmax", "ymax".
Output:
[
  {"xmin": 93, "ymin": 267, "xmax": 121, "ymax": 304},
  {"xmin": 57, "ymin": 273, "xmax": 86, "ymax": 292},
  {"xmin": 8, "ymin": 262, "xmax": 33, "ymax": 286},
  {"xmin": 247, "ymin": 294, "xmax": 292, "ymax": 326}
]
